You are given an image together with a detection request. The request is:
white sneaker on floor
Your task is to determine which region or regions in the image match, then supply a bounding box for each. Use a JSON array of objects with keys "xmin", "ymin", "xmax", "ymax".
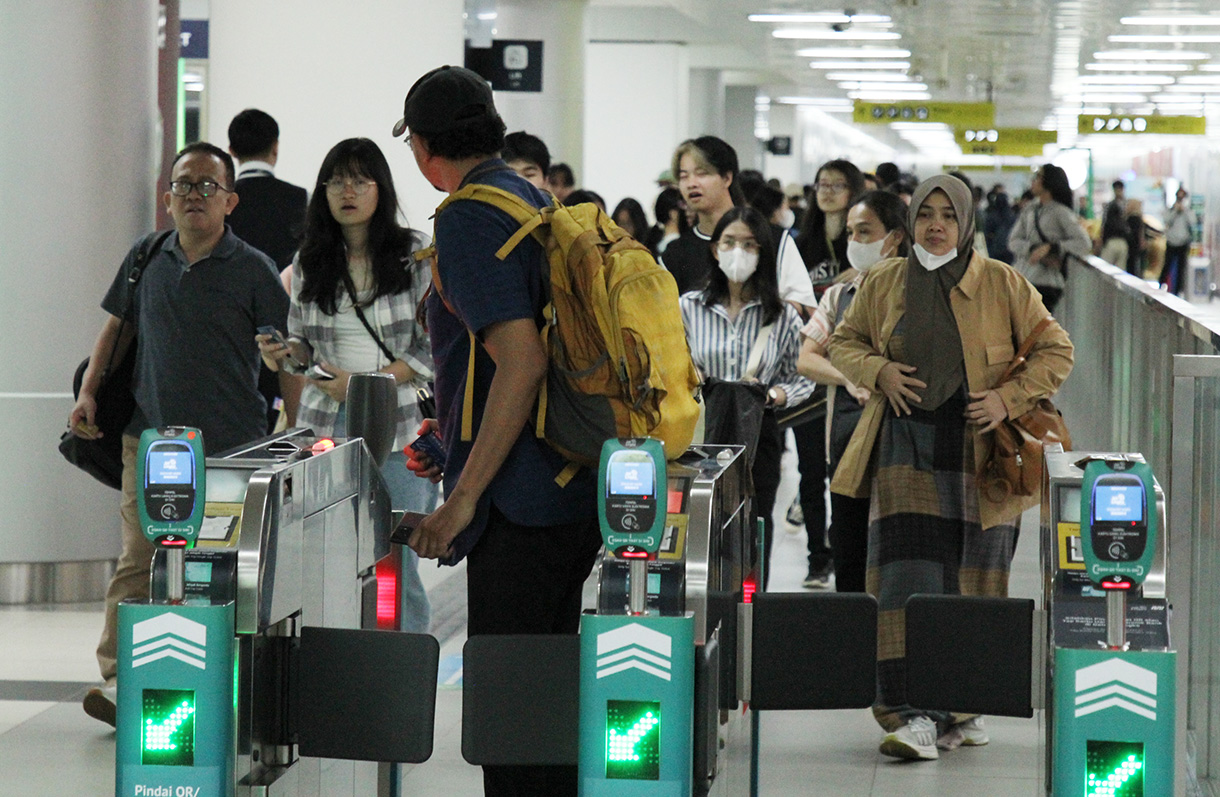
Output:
[
  {"xmin": 937, "ymin": 716, "xmax": 989, "ymax": 750},
  {"xmin": 879, "ymin": 715, "xmax": 939, "ymax": 760},
  {"xmin": 83, "ymin": 684, "xmax": 117, "ymax": 728}
]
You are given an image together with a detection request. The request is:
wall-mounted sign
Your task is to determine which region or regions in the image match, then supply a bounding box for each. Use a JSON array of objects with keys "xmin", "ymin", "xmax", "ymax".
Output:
[
  {"xmin": 180, "ymin": 19, "xmax": 208, "ymax": 59},
  {"xmin": 954, "ymin": 127, "xmax": 1057, "ymax": 156},
  {"xmin": 766, "ymin": 136, "xmax": 792, "ymax": 156},
  {"xmin": 1078, "ymin": 115, "xmax": 1205, "ymax": 136},
  {"xmin": 464, "ymin": 40, "xmax": 543, "ymax": 92},
  {"xmin": 853, "ymin": 101, "xmax": 994, "ymax": 127}
]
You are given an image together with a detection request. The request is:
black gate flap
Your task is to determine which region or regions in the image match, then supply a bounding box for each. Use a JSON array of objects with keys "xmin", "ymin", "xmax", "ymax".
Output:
[
  {"xmin": 906, "ymin": 595, "xmax": 1034, "ymax": 718},
  {"xmin": 750, "ymin": 593, "xmax": 877, "ymax": 710},
  {"xmin": 462, "ymin": 635, "xmax": 580, "ymax": 766},
  {"xmin": 297, "ymin": 627, "xmax": 439, "ymax": 762}
]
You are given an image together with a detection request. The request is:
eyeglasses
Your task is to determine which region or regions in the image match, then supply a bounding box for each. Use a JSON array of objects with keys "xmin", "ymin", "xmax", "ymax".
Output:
[
  {"xmin": 169, "ymin": 179, "xmax": 231, "ymax": 198},
  {"xmin": 717, "ymin": 239, "xmax": 760, "ymax": 254},
  {"xmin": 814, "ymin": 182, "xmax": 850, "ymax": 193},
  {"xmin": 324, "ymin": 177, "xmax": 377, "ymax": 195}
]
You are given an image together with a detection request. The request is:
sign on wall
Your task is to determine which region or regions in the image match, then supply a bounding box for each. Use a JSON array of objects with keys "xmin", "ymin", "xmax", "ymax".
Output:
[
  {"xmin": 1078, "ymin": 115, "xmax": 1206, "ymax": 136},
  {"xmin": 853, "ymin": 101, "xmax": 994, "ymax": 127},
  {"xmin": 465, "ymin": 40, "xmax": 543, "ymax": 92}
]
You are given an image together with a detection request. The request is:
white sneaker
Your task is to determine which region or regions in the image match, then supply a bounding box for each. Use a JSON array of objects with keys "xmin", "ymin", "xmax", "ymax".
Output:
[
  {"xmin": 937, "ymin": 716, "xmax": 989, "ymax": 750},
  {"xmin": 879, "ymin": 715, "xmax": 939, "ymax": 760}
]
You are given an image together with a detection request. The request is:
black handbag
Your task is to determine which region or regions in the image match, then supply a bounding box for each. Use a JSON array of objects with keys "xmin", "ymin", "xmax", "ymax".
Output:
[
  {"xmin": 57, "ymin": 231, "xmax": 171, "ymax": 489},
  {"xmin": 774, "ymin": 383, "xmax": 827, "ymax": 430},
  {"xmin": 700, "ymin": 377, "xmax": 767, "ymax": 467}
]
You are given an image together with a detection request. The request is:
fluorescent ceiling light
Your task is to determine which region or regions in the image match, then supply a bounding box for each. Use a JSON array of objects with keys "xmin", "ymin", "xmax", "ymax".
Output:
[
  {"xmin": 839, "ymin": 81, "xmax": 929, "ymax": 91},
  {"xmin": 775, "ymin": 96, "xmax": 853, "ymax": 106},
  {"xmin": 774, "ymin": 29, "xmax": 901, "ymax": 40},
  {"xmin": 1057, "ymin": 105, "xmax": 1112, "ymax": 115},
  {"xmin": 824, "ymin": 72, "xmax": 914, "ymax": 81},
  {"xmin": 1176, "ymin": 75, "xmax": 1220, "ymax": 84},
  {"xmin": 810, "ymin": 60, "xmax": 911, "ymax": 69},
  {"xmin": 476, "ymin": 11, "xmax": 497, "ymax": 20},
  {"xmin": 1199, "ymin": 65, "xmax": 1220, "ymax": 71},
  {"xmin": 1094, "ymin": 49, "xmax": 1209, "ymax": 60},
  {"xmin": 1154, "ymin": 92, "xmax": 1207, "ymax": 101},
  {"xmin": 797, "ymin": 47, "xmax": 911, "ymax": 58},
  {"xmin": 1120, "ymin": 16, "xmax": 1220, "ymax": 26},
  {"xmin": 889, "ymin": 122, "xmax": 950, "ymax": 131},
  {"xmin": 1069, "ymin": 93, "xmax": 1154, "ymax": 103},
  {"xmin": 1164, "ymin": 84, "xmax": 1220, "ymax": 92},
  {"xmin": 750, "ymin": 13, "xmax": 891, "ymax": 24},
  {"xmin": 848, "ymin": 90, "xmax": 932, "ymax": 100},
  {"xmin": 1111, "ymin": 34, "xmax": 1220, "ymax": 43},
  {"xmin": 1076, "ymin": 75, "xmax": 1174, "ymax": 84},
  {"xmin": 1086, "ymin": 62, "xmax": 1190, "ymax": 71}
]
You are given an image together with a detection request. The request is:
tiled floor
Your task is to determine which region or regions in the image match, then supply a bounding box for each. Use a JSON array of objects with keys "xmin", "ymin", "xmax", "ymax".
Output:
[{"xmin": 0, "ymin": 437, "xmax": 1042, "ymax": 796}]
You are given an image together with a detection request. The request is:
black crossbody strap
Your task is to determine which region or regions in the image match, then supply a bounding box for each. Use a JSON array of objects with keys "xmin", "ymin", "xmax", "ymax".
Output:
[
  {"xmin": 341, "ymin": 273, "xmax": 398, "ymax": 363},
  {"xmin": 104, "ymin": 230, "xmax": 172, "ymax": 378}
]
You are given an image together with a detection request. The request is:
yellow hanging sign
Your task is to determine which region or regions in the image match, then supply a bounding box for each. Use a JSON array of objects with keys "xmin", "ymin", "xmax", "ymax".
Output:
[
  {"xmin": 1078, "ymin": 115, "xmax": 1206, "ymax": 136},
  {"xmin": 954, "ymin": 127, "xmax": 1057, "ymax": 156},
  {"xmin": 853, "ymin": 101, "xmax": 995, "ymax": 127}
]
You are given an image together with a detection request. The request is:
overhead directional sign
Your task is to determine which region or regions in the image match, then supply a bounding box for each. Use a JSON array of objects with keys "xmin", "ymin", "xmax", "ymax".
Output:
[
  {"xmin": 955, "ymin": 127, "xmax": 1057, "ymax": 156},
  {"xmin": 1079, "ymin": 114, "xmax": 1205, "ymax": 136},
  {"xmin": 853, "ymin": 101, "xmax": 994, "ymax": 127}
]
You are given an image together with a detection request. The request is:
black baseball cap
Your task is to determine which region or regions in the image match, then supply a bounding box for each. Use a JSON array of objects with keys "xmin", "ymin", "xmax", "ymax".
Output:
[{"xmin": 392, "ymin": 65, "xmax": 497, "ymax": 138}]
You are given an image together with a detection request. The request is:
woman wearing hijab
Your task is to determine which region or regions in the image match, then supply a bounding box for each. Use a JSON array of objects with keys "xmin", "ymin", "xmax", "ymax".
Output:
[{"xmin": 828, "ymin": 175, "xmax": 1074, "ymax": 761}]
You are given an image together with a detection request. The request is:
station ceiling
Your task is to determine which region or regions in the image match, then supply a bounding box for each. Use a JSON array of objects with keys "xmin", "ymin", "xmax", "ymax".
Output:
[{"xmin": 590, "ymin": 0, "xmax": 1220, "ymax": 132}]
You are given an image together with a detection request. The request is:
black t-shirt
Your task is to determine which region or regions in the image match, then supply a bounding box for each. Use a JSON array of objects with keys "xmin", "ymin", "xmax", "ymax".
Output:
[
  {"xmin": 102, "ymin": 228, "xmax": 289, "ymax": 453},
  {"xmin": 660, "ymin": 228, "xmax": 713, "ymax": 295}
]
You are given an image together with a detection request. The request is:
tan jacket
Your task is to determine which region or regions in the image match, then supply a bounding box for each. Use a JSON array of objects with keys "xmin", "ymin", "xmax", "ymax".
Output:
[{"xmin": 827, "ymin": 252, "xmax": 1074, "ymax": 529}]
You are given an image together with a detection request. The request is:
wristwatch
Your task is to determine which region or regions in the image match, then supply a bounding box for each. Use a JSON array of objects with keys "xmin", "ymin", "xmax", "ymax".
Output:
[{"xmin": 767, "ymin": 387, "xmax": 780, "ymax": 406}]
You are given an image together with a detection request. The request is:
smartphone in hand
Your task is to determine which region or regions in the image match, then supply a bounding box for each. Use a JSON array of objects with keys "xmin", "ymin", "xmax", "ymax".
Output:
[{"xmin": 258, "ymin": 326, "xmax": 307, "ymax": 374}]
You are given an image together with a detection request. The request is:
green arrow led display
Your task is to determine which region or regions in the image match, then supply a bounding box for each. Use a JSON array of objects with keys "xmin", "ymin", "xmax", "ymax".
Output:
[
  {"xmin": 1086, "ymin": 740, "xmax": 1144, "ymax": 796},
  {"xmin": 606, "ymin": 700, "xmax": 660, "ymax": 780},
  {"xmin": 141, "ymin": 689, "xmax": 196, "ymax": 766}
]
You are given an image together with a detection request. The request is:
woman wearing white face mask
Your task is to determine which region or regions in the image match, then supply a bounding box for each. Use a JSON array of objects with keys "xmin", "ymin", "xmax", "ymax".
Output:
[
  {"xmin": 828, "ymin": 176, "xmax": 1074, "ymax": 762},
  {"xmin": 679, "ymin": 207, "xmax": 815, "ymax": 587},
  {"xmin": 797, "ymin": 191, "xmax": 909, "ymax": 595}
]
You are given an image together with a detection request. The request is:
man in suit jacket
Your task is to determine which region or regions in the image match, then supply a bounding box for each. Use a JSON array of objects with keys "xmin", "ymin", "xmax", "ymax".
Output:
[
  {"xmin": 226, "ymin": 108, "xmax": 307, "ymax": 271},
  {"xmin": 227, "ymin": 109, "xmax": 307, "ymax": 432}
]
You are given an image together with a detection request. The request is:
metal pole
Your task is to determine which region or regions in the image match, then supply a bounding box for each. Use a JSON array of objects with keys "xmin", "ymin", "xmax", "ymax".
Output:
[
  {"xmin": 629, "ymin": 559, "xmax": 647, "ymax": 615},
  {"xmin": 165, "ymin": 548, "xmax": 185, "ymax": 602},
  {"xmin": 1105, "ymin": 589, "xmax": 1127, "ymax": 649}
]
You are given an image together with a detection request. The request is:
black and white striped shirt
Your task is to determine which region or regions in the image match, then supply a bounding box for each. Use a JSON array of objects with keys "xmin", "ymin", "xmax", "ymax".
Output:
[{"xmin": 679, "ymin": 291, "xmax": 815, "ymax": 405}]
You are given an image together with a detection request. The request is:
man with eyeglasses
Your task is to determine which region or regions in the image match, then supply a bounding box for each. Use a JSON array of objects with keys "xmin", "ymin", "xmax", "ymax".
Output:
[{"xmin": 69, "ymin": 141, "xmax": 289, "ymax": 727}]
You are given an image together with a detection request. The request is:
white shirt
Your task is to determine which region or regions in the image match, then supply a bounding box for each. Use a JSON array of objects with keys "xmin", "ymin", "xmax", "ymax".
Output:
[{"xmin": 236, "ymin": 159, "xmax": 275, "ymax": 179}]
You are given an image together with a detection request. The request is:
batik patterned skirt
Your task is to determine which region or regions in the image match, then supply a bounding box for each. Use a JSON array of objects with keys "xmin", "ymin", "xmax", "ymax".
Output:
[{"xmin": 865, "ymin": 387, "xmax": 1018, "ymax": 732}]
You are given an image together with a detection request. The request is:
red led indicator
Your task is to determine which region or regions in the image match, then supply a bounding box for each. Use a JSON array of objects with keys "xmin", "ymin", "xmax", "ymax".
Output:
[
  {"xmin": 186, "ymin": 431, "xmax": 196, "ymax": 440},
  {"xmin": 311, "ymin": 438, "xmax": 336, "ymax": 453},
  {"xmin": 1103, "ymin": 579, "xmax": 1132, "ymax": 590},
  {"xmin": 621, "ymin": 550, "xmax": 649, "ymax": 559},
  {"xmin": 667, "ymin": 490, "xmax": 683, "ymax": 514},
  {"xmin": 742, "ymin": 579, "xmax": 758, "ymax": 604},
  {"xmin": 162, "ymin": 539, "xmax": 187, "ymax": 547},
  {"xmin": 375, "ymin": 556, "xmax": 400, "ymax": 630}
]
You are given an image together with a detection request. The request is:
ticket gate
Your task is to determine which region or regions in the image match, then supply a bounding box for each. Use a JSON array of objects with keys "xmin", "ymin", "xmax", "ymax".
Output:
[{"xmin": 143, "ymin": 429, "xmax": 438, "ymax": 797}]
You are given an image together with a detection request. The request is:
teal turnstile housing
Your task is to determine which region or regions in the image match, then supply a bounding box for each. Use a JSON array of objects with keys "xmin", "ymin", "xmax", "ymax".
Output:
[
  {"xmin": 580, "ymin": 614, "xmax": 695, "ymax": 796},
  {"xmin": 116, "ymin": 601, "xmax": 236, "ymax": 797},
  {"xmin": 1053, "ymin": 647, "xmax": 1176, "ymax": 796}
]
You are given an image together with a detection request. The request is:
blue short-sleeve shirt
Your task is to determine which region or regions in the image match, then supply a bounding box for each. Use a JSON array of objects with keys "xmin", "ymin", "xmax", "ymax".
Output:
[{"xmin": 426, "ymin": 159, "xmax": 596, "ymax": 563}]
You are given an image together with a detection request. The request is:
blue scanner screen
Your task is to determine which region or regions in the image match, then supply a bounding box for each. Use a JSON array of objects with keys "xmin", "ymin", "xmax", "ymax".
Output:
[
  {"xmin": 610, "ymin": 460, "xmax": 654, "ymax": 496},
  {"xmin": 149, "ymin": 450, "xmax": 192, "ymax": 485},
  {"xmin": 1094, "ymin": 484, "xmax": 1143, "ymax": 522}
]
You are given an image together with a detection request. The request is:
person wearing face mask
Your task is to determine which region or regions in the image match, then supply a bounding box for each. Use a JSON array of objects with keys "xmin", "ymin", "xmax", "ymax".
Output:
[
  {"xmin": 679, "ymin": 207, "xmax": 815, "ymax": 588},
  {"xmin": 828, "ymin": 175, "xmax": 1074, "ymax": 762},
  {"xmin": 797, "ymin": 191, "xmax": 909, "ymax": 594}
]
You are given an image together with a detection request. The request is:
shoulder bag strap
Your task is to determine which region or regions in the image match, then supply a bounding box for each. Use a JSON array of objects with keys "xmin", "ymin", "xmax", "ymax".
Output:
[
  {"xmin": 104, "ymin": 230, "xmax": 172, "ymax": 377},
  {"xmin": 995, "ymin": 316, "xmax": 1053, "ymax": 388},
  {"xmin": 745, "ymin": 321, "xmax": 774, "ymax": 381},
  {"xmin": 343, "ymin": 278, "xmax": 398, "ymax": 363}
]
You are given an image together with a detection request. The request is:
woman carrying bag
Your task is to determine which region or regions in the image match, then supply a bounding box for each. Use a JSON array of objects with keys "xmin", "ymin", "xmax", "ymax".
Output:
[
  {"xmin": 680, "ymin": 207, "xmax": 815, "ymax": 588},
  {"xmin": 1009, "ymin": 164, "xmax": 1092, "ymax": 313},
  {"xmin": 829, "ymin": 175, "xmax": 1073, "ymax": 761}
]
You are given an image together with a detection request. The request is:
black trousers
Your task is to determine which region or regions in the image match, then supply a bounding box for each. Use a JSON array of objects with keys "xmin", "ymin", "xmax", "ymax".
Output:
[
  {"xmin": 791, "ymin": 419, "xmax": 833, "ymax": 571},
  {"xmin": 752, "ymin": 413, "xmax": 783, "ymax": 589},
  {"xmin": 827, "ymin": 492, "xmax": 869, "ymax": 593},
  {"xmin": 466, "ymin": 504, "xmax": 603, "ymax": 796}
]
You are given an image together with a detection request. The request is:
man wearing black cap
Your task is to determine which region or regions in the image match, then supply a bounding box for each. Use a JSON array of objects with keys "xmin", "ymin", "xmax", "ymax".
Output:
[{"xmin": 395, "ymin": 66, "xmax": 598, "ymax": 795}]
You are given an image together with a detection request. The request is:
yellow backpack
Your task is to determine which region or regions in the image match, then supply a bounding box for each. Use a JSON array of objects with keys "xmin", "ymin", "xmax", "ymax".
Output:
[{"xmin": 426, "ymin": 184, "xmax": 700, "ymax": 480}]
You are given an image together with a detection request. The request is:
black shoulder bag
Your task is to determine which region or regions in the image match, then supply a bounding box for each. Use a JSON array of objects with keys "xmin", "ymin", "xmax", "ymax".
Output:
[{"xmin": 58, "ymin": 231, "xmax": 172, "ymax": 489}]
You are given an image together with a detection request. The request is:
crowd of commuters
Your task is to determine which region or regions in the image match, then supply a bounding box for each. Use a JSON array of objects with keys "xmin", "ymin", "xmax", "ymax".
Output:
[{"xmin": 67, "ymin": 64, "xmax": 1103, "ymax": 791}]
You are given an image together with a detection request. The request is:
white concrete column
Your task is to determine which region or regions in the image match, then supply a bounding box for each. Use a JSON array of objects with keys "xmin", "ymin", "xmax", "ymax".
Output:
[
  {"xmin": 206, "ymin": 0, "xmax": 466, "ymax": 229},
  {"xmin": 584, "ymin": 42, "xmax": 689, "ymax": 217},
  {"xmin": 0, "ymin": 0, "xmax": 159, "ymax": 594},
  {"xmin": 763, "ymin": 101, "xmax": 800, "ymax": 187},
  {"xmin": 489, "ymin": 0, "xmax": 588, "ymax": 182},
  {"xmin": 688, "ymin": 68, "xmax": 725, "ymax": 139},
  {"xmin": 725, "ymin": 84, "xmax": 762, "ymax": 174}
]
